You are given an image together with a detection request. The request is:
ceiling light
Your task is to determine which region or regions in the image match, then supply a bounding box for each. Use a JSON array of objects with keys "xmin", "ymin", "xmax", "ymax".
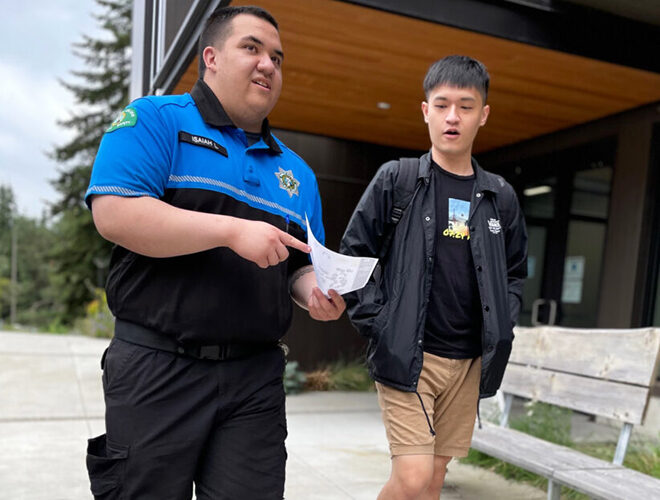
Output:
[
  {"xmin": 523, "ymin": 185, "xmax": 552, "ymax": 197},
  {"xmin": 377, "ymin": 102, "xmax": 391, "ymax": 110}
]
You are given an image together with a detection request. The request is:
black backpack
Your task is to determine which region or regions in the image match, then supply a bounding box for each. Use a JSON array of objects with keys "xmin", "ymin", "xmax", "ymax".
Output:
[{"xmin": 378, "ymin": 157, "xmax": 421, "ymax": 259}]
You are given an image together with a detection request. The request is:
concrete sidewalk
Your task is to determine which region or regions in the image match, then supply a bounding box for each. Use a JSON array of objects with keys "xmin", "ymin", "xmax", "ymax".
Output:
[{"xmin": 0, "ymin": 330, "xmax": 546, "ymax": 499}]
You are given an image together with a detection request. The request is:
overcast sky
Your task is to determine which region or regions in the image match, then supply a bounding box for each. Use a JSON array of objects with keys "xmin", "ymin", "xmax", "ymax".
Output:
[{"xmin": 0, "ymin": 1, "xmax": 104, "ymax": 218}]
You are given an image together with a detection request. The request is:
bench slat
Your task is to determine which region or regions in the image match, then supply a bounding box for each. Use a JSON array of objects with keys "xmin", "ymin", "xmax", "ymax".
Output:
[
  {"xmin": 501, "ymin": 364, "xmax": 649, "ymax": 424},
  {"xmin": 511, "ymin": 327, "xmax": 660, "ymax": 387},
  {"xmin": 471, "ymin": 423, "xmax": 622, "ymax": 478},
  {"xmin": 553, "ymin": 466, "xmax": 660, "ymax": 500},
  {"xmin": 472, "ymin": 327, "xmax": 660, "ymax": 499},
  {"xmin": 472, "ymin": 424, "xmax": 660, "ymax": 500}
]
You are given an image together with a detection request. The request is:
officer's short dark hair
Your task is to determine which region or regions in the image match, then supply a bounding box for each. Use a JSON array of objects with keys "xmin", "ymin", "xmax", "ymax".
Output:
[
  {"xmin": 198, "ymin": 5, "xmax": 279, "ymax": 78},
  {"xmin": 423, "ymin": 55, "xmax": 489, "ymax": 104}
]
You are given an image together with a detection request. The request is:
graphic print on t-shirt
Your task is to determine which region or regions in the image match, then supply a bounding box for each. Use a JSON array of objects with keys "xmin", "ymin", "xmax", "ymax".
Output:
[{"xmin": 444, "ymin": 198, "xmax": 471, "ymax": 240}]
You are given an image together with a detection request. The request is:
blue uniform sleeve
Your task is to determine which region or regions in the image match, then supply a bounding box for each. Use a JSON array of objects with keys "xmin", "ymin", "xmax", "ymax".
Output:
[
  {"xmin": 85, "ymin": 98, "xmax": 173, "ymax": 208},
  {"xmin": 308, "ymin": 175, "xmax": 325, "ymax": 246}
]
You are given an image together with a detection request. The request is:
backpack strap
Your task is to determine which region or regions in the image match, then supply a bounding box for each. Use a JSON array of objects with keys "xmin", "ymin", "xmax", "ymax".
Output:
[
  {"xmin": 391, "ymin": 158, "xmax": 420, "ymax": 223},
  {"xmin": 378, "ymin": 157, "xmax": 420, "ymax": 259}
]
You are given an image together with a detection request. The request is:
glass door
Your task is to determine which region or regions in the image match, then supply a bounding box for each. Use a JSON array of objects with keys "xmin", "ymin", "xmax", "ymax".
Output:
[{"xmin": 494, "ymin": 138, "xmax": 616, "ymax": 327}]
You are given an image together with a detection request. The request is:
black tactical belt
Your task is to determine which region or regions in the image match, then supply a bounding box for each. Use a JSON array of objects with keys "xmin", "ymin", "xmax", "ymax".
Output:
[{"xmin": 113, "ymin": 319, "xmax": 278, "ymax": 361}]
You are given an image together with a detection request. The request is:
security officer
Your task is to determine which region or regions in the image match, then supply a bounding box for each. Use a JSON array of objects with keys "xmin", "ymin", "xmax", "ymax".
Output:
[{"xmin": 84, "ymin": 6, "xmax": 345, "ymax": 499}]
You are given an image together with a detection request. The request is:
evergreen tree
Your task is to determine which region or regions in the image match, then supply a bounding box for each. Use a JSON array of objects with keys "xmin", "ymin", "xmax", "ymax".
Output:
[
  {"xmin": 0, "ymin": 185, "xmax": 17, "ymax": 320},
  {"xmin": 12, "ymin": 215, "xmax": 59, "ymax": 327},
  {"xmin": 50, "ymin": 0, "xmax": 131, "ymax": 323},
  {"xmin": 0, "ymin": 184, "xmax": 16, "ymax": 233},
  {"xmin": 0, "ymin": 185, "xmax": 55, "ymax": 328}
]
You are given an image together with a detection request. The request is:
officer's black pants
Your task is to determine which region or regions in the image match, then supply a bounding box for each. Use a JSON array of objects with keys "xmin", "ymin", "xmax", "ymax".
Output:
[{"xmin": 86, "ymin": 338, "xmax": 287, "ymax": 500}]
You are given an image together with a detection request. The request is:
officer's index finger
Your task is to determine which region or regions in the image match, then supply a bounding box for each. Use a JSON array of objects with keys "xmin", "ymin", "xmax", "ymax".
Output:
[{"xmin": 281, "ymin": 231, "xmax": 310, "ymax": 253}]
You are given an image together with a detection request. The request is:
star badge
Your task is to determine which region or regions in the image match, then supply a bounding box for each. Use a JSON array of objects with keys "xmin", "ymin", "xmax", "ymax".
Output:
[{"xmin": 274, "ymin": 167, "xmax": 300, "ymax": 197}]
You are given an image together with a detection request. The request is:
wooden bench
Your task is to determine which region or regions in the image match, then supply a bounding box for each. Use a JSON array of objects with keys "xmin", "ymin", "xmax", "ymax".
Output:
[{"xmin": 471, "ymin": 326, "xmax": 660, "ymax": 500}]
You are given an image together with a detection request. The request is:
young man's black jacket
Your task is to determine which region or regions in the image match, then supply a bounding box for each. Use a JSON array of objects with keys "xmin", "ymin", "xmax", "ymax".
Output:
[{"xmin": 339, "ymin": 152, "xmax": 527, "ymax": 398}]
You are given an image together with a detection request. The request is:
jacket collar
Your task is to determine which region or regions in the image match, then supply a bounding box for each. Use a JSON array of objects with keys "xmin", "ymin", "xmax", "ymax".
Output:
[
  {"xmin": 418, "ymin": 152, "xmax": 434, "ymax": 180},
  {"xmin": 190, "ymin": 79, "xmax": 281, "ymax": 154},
  {"xmin": 473, "ymin": 159, "xmax": 504, "ymax": 194},
  {"xmin": 420, "ymin": 150, "xmax": 502, "ymax": 194}
]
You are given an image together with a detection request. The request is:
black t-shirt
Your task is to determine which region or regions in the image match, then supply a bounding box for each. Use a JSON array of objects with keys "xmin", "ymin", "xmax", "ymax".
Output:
[{"xmin": 423, "ymin": 161, "xmax": 483, "ymax": 359}]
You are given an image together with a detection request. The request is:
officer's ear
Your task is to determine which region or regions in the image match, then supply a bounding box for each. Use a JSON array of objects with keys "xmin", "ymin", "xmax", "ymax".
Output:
[{"xmin": 202, "ymin": 46, "xmax": 219, "ymax": 75}]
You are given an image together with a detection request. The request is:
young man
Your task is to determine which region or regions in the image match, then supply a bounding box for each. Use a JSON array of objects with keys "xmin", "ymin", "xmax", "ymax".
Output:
[
  {"xmin": 340, "ymin": 56, "xmax": 527, "ymax": 499},
  {"xmin": 85, "ymin": 6, "xmax": 345, "ymax": 499}
]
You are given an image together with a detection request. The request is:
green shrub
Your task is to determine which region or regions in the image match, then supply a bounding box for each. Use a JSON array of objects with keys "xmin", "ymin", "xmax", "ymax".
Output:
[
  {"xmin": 327, "ymin": 359, "xmax": 374, "ymax": 391},
  {"xmin": 74, "ymin": 288, "xmax": 114, "ymax": 338},
  {"xmin": 46, "ymin": 319, "xmax": 70, "ymax": 334},
  {"xmin": 511, "ymin": 401, "xmax": 573, "ymax": 446},
  {"xmin": 284, "ymin": 361, "xmax": 307, "ymax": 394},
  {"xmin": 295, "ymin": 358, "xmax": 374, "ymax": 393},
  {"xmin": 304, "ymin": 368, "xmax": 332, "ymax": 391},
  {"xmin": 576, "ymin": 439, "xmax": 660, "ymax": 478}
]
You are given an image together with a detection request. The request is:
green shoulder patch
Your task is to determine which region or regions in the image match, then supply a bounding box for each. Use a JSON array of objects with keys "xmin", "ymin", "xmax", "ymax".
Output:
[{"xmin": 106, "ymin": 107, "xmax": 137, "ymax": 132}]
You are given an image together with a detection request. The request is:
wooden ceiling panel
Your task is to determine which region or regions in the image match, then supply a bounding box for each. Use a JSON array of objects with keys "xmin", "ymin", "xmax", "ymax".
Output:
[{"xmin": 173, "ymin": 0, "xmax": 660, "ymax": 152}]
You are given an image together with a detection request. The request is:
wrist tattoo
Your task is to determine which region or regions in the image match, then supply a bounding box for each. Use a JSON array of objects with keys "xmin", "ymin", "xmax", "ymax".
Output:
[{"xmin": 290, "ymin": 265, "xmax": 314, "ymax": 289}]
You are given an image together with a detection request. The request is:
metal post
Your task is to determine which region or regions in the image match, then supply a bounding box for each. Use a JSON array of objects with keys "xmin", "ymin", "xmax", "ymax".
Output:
[
  {"xmin": 547, "ymin": 479, "xmax": 561, "ymax": 500},
  {"xmin": 130, "ymin": 0, "xmax": 148, "ymax": 100},
  {"xmin": 500, "ymin": 393, "xmax": 514, "ymax": 428},
  {"xmin": 613, "ymin": 422, "xmax": 633, "ymax": 465},
  {"xmin": 10, "ymin": 220, "xmax": 17, "ymax": 325}
]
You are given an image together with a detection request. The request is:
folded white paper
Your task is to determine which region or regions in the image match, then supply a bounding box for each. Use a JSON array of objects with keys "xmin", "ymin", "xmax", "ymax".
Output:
[{"xmin": 305, "ymin": 215, "xmax": 378, "ymax": 296}]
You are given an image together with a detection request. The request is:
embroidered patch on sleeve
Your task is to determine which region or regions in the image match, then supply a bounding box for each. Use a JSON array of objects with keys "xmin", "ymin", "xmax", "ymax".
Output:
[
  {"xmin": 487, "ymin": 218, "xmax": 502, "ymax": 234},
  {"xmin": 106, "ymin": 107, "xmax": 137, "ymax": 133}
]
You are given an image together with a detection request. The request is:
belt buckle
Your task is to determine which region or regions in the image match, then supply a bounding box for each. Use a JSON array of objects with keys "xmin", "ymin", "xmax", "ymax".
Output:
[{"xmin": 199, "ymin": 345, "xmax": 222, "ymax": 360}]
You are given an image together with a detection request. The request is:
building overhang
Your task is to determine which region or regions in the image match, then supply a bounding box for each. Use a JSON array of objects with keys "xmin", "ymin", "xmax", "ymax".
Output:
[{"xmin": 136, "ymin": 0, "xmax": 660, "ymax": 153}]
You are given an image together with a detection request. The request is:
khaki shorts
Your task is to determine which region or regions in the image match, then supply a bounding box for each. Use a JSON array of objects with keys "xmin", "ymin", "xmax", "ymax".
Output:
[{"xmin": 376, "ymin": 352, "xmax": 481, "ymax": 458}]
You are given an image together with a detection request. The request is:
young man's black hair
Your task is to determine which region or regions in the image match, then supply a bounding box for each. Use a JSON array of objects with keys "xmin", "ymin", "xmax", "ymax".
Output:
[
  {"xmin": 198, "ymin": 5, "xmax": 279, "ymax": 77},
  {"xmin": 423, "ymin": 55, "xmax": 490, "ymax": 103}
]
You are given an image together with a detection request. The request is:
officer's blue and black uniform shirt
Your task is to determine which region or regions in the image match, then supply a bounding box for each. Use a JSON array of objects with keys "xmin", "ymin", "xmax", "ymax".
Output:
[{"xmin": 86, "ymin": 80, "xmax": 325, "ymax": 345}]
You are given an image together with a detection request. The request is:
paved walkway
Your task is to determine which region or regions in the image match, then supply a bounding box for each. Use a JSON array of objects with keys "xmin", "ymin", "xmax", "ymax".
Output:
[{"xmin": 0, "ymin": 331, "xmax": 548, "ymax": 499}]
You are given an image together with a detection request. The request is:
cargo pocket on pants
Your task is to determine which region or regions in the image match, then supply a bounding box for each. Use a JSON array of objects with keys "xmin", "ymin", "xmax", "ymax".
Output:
[{"xmin": 86, "ymin": 434, "xmax": 129, "ymax": 499}]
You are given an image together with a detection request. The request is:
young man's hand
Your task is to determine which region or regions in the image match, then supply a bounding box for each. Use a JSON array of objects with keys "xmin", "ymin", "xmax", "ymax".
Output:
[
  {"xmin": 289, "ymin": 267, "xmax": 346, "ymax": 321},
  {"xmin": 307, "ymin": 288, "xmax": 346, "ymax": 321}
]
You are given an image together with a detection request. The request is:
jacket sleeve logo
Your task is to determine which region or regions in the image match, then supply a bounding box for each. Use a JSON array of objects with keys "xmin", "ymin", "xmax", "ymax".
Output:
[
  {"xmin": 106, "ymin": 107, "xmax": 137, "ymax": 133},
  {"xmin": 274, "ymin": 167, "xmax": 300, "ymax": 197}
]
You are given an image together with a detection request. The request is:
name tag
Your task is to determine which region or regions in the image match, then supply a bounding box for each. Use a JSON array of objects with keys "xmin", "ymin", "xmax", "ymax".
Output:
[{"xmin": 179, "ymin": 131, "xmax": 228, "ymax": 157}]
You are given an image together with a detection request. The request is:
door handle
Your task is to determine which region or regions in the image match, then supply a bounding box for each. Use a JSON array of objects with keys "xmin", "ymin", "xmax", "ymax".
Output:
[{"xmin": 531, "ymin": 298, "xmax": 557, "ymax": 326}]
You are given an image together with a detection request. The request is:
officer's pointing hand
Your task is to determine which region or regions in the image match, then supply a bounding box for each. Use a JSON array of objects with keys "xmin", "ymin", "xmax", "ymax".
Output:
[{"xmin": 229, "ymin": 219, "xmax": 310, "ymax": 269}]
